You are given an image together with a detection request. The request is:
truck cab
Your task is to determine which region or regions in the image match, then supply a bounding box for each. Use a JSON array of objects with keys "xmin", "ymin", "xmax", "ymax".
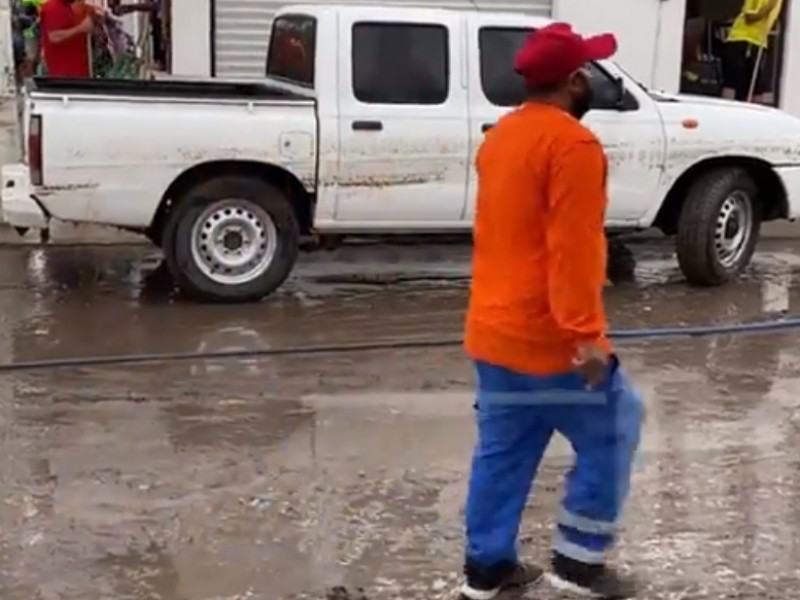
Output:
[{"xmin": 277, "ymin": 5, "xmax": 666, "ymax": 230}]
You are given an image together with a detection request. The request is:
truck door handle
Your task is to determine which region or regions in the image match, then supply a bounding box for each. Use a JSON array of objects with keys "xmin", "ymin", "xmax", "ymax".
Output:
[
  {"xmin": 352, "ymin": 120, "xmax": 383, "ymax": 131},
  {"xmin": 482, "ymin": 123, "xmax": 494, "ymax": 132}
]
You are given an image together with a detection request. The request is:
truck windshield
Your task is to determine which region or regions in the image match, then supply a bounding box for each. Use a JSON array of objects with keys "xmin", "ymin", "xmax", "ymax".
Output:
[{"xmin": 266, "ymin": 14, "xmax": 317, "ymax": 88}]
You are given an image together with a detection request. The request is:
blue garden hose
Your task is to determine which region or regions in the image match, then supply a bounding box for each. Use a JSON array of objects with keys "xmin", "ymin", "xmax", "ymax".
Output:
[{"xmin": 0, "ymin": 315, "xmax": 798, "ymax": 373}]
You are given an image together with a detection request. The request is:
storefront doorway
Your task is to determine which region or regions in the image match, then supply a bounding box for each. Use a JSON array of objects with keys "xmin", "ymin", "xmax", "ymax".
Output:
[
  {"xmin": 7, "ymin": 0, "xmax": 171, "ymax": 83},
  {"xmin": 680, "ymin": 0, "xmax": 789, "ymax": 105}
]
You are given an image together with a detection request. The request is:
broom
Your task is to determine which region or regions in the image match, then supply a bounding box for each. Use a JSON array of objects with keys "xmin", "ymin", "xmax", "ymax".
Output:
[{"xmin": 746, "ymin": 44, "xmax": 765, "ymax": 103}]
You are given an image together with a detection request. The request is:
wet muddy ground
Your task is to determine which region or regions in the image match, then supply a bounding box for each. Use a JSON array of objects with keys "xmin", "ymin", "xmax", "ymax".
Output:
[{"xmin": 2, "ymin": 239, "xmax": 800, "ymax": 599}]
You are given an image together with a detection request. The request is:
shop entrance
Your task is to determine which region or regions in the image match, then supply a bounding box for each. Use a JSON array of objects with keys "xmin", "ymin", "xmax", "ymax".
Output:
[
  {"xmin": 680, "ymin": 0, "xmax": 789, "ymax": 105},
  {"xmin": 8, "ymin": 0, "xmax": 171, "ymax": 84}
]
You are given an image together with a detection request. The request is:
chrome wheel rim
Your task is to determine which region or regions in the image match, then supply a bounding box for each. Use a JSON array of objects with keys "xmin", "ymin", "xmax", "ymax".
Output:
[
  {"xmin": 190, "ymin": 200, "xmax": 277, "ymax": 285},
  {"xmin": 715, "ymin": 190, "xmax": 753, "ymax": 269}
]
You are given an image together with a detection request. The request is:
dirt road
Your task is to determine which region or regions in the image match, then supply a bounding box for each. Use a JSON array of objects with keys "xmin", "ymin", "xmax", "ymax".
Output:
[{"xmin": 1, "ymin": 240, "xmax": 800, "ymax": 599}]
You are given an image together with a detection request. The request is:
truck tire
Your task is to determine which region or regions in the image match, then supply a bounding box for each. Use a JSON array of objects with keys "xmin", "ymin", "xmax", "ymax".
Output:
[
  {"xmin": 163, "ymin": 175, "xmax": 299, "ymax": 303},
  {"xmin": 676, "ymin": 167, "xmax": 760, "ymax": 286},
  {"xmin": 607, "ymin": 237, "xmax": 636, "ymax": 285}
]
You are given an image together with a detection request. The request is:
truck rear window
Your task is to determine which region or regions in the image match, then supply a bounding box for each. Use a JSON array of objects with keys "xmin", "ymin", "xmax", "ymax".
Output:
[{"xmin": 266, "ymin": 15, "xmax": 316, "ymax": 88}]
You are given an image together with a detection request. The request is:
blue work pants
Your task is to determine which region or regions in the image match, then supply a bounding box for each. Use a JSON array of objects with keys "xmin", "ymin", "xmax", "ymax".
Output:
[{"xmin": 464, "ymin": 358, "xmax": 643, "ymax": 573}]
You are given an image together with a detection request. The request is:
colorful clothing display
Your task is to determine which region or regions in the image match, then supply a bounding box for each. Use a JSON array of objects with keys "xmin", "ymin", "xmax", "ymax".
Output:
[
  {"xmin": 91, "ymin": 11, "xmax": 145, "ymax": 78},
  {"xmin": 11, "ymin": 0, "xmax": 146, "ymax": 79}
]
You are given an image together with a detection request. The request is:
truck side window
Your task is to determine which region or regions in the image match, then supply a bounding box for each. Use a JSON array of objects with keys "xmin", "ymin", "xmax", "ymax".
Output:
[
  {"xmin": 479, "ymin": 27, "xmax": 635, "ymax": 110},
  {"xmin": 266, "ymin": 14, "xmax": 317, "ymax": 88},
  {"xmin": 479, "ymin": 27, "xmax": 530, "ymax": 107},
  {"xmin": 352, "ymin": 22, "xmax": 449, "ymax": 105}
]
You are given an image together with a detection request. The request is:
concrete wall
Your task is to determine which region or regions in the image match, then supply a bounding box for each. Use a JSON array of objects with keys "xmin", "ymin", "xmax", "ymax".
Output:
[
  {"xmin": 172, "ymin": 0, "xmax": 800, "ymax": 118},
  {"xmin": 0, "ymin": 0, "xmax": 797, "ymax": 113},
  {"xmin": 178, "ymin": 0, "xmax": 689, "ymax": 92},
  {"xmin": 0, "ymin": 0, "xmax": 14, "ymax": 97},
  {"xmin": 780, "ymin": 1, "xmax": 800, "ymax": 117},
  {"xmin": 554, "ymin": 0, "xmax": 686, "ymax": 94},
  {"xmin": 171, "ymin": 0, "xmax": 211, "ymax": 76},
  {"xmin": 556, "ymin": 0, "xmax": 800, "ymax": 117}
]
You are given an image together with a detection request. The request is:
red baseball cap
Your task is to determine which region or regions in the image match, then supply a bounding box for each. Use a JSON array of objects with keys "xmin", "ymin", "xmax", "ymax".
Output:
[{"xmin": 514, "ymin": 22, "xmax": 618, "ymax": 87}]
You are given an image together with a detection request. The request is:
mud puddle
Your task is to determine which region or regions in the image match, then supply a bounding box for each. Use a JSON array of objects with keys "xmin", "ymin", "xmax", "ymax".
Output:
[
  {"xmin": 0, "ymin": 241, "xmax": 800, "ymax": 598},
  {"xmin": 1, "ymin": 240, "xmax": 800, "ymax": 363}
]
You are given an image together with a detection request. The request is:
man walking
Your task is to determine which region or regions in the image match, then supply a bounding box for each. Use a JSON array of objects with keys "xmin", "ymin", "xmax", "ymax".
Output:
[
  {"xmin": 722, "ymin": 0, "xmax": 784, "ymax": 103},
  {"xmin": 459, "ymin": 23, "xmax": 644, "ymax": 600}
]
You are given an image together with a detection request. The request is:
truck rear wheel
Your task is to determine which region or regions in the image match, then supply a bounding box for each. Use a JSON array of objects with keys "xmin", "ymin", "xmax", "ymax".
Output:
[
  {"xmin": 164, "ymin": 175, "xmax": 299, "ymax": 303},
  {"xmin": 676, "ymin": 167, "xmax": 760, "ymax": 286}
]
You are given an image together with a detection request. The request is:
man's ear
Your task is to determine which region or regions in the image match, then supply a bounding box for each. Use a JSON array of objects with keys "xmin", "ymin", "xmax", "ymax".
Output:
[
  {"xmin": 564, "ymin": 69, "xmax": 579, "ymax": 92},
  {"xmin": 567, "ymin": 68, "xmax": 590, "ymax": 89}
]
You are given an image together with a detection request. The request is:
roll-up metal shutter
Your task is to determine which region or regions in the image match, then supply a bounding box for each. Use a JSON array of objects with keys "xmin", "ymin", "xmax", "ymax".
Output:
[
  {"xmin": 473, "ymin": 0, "xmax": 551, "ymax": 15},
  {"xmin": 212, "ymin": 0, "xmax": 553, "ymax": 79},
  {"xmin": 213, "ymin": 0, "xmax": 285, "ymax": 78}
]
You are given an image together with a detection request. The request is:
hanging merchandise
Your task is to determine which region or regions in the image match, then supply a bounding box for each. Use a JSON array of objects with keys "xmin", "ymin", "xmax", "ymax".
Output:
[{"xmin": 91, "ymin": 10, "xmax": 148, "ymax": 79}]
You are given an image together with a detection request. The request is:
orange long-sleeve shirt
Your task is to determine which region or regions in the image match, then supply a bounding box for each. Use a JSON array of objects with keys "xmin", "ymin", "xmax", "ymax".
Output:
[{"xmin": 464, "ymin": 102, "xmax": 612, "ymax": 376}]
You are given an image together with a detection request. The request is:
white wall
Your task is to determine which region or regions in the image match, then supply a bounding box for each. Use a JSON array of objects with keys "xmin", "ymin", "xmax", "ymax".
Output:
[
  {"xmin": 553, "ymin": 0, "xmax": 685, "ymax": 94},
  {"xmin": 652, "ymin": 0, "xmax": 687, "ymax": 94},
  {"xmin": 171, "ymin": 0, "xmax": 211, "ymax": 76},
  {"xmin": 780, "ymin": 1, "xmax": 800, "ymax": 117},
  {"xmin": 173, "ymin": 0, "xmax": 689, "ymax": 84},
  {"xmin": 0, "ymin": 0, "xmax": 14, "ymax": 97},
  {"xmin": 555, "ymin": 0, "xmax": 800, "ymax": 116},
  {"xmin": 172, "ymin": 0, "xmax": 800, "ymax": 115}
]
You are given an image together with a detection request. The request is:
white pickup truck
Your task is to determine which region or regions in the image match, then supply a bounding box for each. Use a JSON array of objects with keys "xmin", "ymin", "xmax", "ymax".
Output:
[{"xmin": 5, "ymin": 4, "xmax": 800, "ymax": 302}]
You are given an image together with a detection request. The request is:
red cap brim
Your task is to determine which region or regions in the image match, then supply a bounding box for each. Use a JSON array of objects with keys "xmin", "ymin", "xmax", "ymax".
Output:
[{"xmin": 582, "ymin": 33, "xmax": 618, "ymax": 61}]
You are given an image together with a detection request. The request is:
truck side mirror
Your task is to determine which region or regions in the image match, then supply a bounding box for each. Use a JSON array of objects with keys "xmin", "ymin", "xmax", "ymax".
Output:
[
  {"xmin": 591, "ymin": 75, "xmax": 637, "ymax": 111},
  {"xmin": 612, "ymin": 76, "xmax": 625, "ymax": 107},
  {"xmin": 590, "ymin": 76, "xmax": 623, "ymax": 110},
  {"xmin": 613, "ymin": 77, "xmax": 640, "ymax": 111}
]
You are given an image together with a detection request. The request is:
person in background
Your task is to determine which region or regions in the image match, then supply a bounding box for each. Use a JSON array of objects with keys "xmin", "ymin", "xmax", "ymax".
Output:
[
  {"xmin": 39, "ymin": 0, "xmax": 94, "ymax": 77},
  {"xmin": 722, "ymin": 0, "xmax": 784, "ymax": 103},
  {"xmin": 12, "ymin": 7, "xmax": 28, "ymax": 81},
  {"xmin": 458, "ymin": 23, "xmax": 644, "ymax": 600},
  {"xmin": 16, "ymin": 0, "xmax": 45, "ymax": 78}
]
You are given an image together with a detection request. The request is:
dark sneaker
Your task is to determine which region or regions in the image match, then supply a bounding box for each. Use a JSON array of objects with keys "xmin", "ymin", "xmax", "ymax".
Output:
[
  {"xmin": 546, "ymin": 552, "xmax": 637, "ymax": 599},
  {"xmin": 458, "ymin": 561, "xmax": 544, "ymax": 599}
]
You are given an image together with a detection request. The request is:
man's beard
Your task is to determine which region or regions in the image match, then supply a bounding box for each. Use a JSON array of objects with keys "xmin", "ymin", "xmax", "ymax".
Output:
[{"xmin": 570, "ymin": 90, "xmax": 593, "ymax": 120}]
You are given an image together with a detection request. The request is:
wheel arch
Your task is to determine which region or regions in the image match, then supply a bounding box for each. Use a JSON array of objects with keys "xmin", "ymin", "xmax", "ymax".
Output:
[
  {"xmin": 149, "ymin": 160, "xmax": 314, "ymax": 243},
  {"xmin": 654, "ymin": 156, "xmax": 787, "ymax": 235}
]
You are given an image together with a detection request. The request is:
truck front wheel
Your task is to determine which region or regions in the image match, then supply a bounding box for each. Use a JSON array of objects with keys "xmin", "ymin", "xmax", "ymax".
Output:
[
  {"xmin": 164, "ymin": 175, "xmax": 300, "ymax": 303},
  {"xmin": 675, "ymin": 167, "xmax": 761, "ymax": 286}
]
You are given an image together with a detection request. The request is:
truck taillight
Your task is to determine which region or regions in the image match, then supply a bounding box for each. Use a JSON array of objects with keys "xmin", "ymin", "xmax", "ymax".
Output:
[{"xmin": 28, "ymin": 115, "xmax": 42, "ymax": 186}]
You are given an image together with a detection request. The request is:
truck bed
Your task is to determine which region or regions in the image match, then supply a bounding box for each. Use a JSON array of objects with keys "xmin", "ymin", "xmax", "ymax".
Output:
[{"xmin": 28, "ymin": 77, "xmax": 312, "ymax": 102}]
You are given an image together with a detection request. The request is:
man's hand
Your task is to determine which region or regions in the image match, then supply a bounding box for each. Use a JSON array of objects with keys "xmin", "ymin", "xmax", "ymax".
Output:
[
  {"xmin": 572, "ymin": 343, "xmax": 609, "ymax": 389},
  {"xmin": 75, "ymin": 16, "xmax": 94, "ymax": 34},
  {"xmin": 49, "ymin": 30, "xmax": 71, "ymax": 43}
]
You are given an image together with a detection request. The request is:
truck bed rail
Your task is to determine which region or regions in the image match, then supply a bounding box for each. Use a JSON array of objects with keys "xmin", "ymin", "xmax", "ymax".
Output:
[{"xmin": 28, "ymin": 77, "xmax": 312, "ymax": 102}]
